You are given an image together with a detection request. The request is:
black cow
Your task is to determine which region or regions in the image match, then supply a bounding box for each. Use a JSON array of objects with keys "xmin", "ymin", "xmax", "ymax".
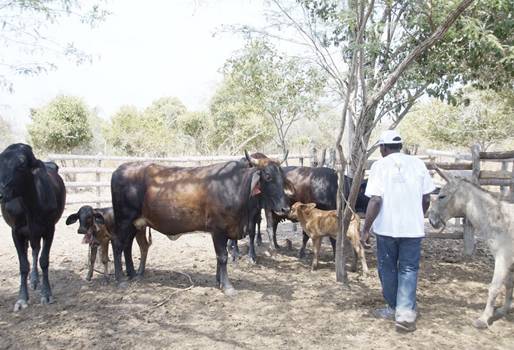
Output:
[
  {"xmin": 0, "ymin": 144, "xmax": 65, "ymax": 312},
  {"xmin": 110, "ymin": 151, "xmax": 292, "ymax": 294},
  {"xmin": 231, "ymin": 166, "xmax": 369, "ymax": 263}
]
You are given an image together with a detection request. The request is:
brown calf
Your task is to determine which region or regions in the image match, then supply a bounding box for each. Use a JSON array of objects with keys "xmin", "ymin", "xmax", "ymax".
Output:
[
  {"xmin": 66, "ymin": 206, "xmax": 152, "ymax": 281},
  {"xmin": 289, "ymin": 202, "xmax": 368, "ymax": 273}
]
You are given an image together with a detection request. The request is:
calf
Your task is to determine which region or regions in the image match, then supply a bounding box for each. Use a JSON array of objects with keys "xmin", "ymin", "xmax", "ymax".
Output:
[
  {"xmin": 66, "ymin": 206, "xmax": 152, "ymax": 281},
  {"xmin": 288, "ymin": 202, "xmax": 368, "ymax": 273}
]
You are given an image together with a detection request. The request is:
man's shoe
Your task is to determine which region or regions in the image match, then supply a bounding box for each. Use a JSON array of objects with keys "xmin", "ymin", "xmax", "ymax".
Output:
[
  {"xmin": 395, "ymin": 320, "xmax": 416, "ymax": 333},
  {"xmin": 373, "ymin": 307, "xmax": 395, "ymax": 320}
]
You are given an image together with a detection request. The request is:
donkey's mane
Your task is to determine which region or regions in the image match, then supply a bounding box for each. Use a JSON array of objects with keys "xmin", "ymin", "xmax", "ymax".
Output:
[{"xmin": 459, "ymin": 177, "xmax": 498, "ymax": 198}]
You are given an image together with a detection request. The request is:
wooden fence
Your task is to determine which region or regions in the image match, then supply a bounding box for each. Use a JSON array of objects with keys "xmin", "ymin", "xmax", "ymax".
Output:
[
  {"xmin": 47, "ymin": 153, "xmax": 313, "ymax": 208},
  {"xmin": 48, "ymin": 144, "xmax": 513, "ymax": 256}
]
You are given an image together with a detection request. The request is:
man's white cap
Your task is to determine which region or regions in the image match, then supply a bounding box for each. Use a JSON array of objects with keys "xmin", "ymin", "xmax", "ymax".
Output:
[{"xmin": 378, "ymin": 129, "xmax": 403, "ymax": 145}]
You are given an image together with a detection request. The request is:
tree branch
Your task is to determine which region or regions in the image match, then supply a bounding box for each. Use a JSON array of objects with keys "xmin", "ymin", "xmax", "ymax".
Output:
[{"xmin": 365, "ymin": 0, "xmax": 475, "ymax": 114}]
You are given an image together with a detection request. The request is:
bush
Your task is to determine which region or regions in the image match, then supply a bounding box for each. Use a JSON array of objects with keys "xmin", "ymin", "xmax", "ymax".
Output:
[{"xmin": 28, "ymin": 95, "xmax": 93, "ymax": 153}]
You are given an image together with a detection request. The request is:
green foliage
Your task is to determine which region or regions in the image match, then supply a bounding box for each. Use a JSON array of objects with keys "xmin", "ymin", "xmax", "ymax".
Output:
[
  {"xmin": 143, "ymin": 97, "xmax": 187, "ymax": 128},
  {"xmin": 209, "ymin": 76, "xmax": 273, "ymax": 154},
  {"xmin": 176, "ymin": 111, "xmax": 213, "ymax": 153},
  {"xmin": 400, "ymin": 87, "xmax": 514, "ymax": 150},
  {"xmin": 215, "ymin": 39, "xmax": 326, "ymax": 153},
  {"xmin": 0, "ymin": 0, "xmax": 109, "ymax": 91},
  {"xmin": 413, "ymin": 0, "xmax": 514, "ymax": 99},
  {"xmin": 296, "ymin": 0, "xmax": 512, "ymax": 118},
  {"xmin": 28, "ymin": 95, "xmax": 93, "ymax": 153},
  {"xmin": 0, "ymin": 116, "xmax": 14, "ymax": 151},
  {"xmin": 104, "ymin": 105, "xmax": 175, "ymax": 157}
]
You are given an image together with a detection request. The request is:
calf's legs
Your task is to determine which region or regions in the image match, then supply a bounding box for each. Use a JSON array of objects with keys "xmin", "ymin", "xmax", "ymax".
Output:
[
  {"xmin": 311, "ymin": 237, "xmax": 322, "ymax": 271},
  {"xmin": 86, "ymin": 245, "xmax": 98, "ymax": 281}
]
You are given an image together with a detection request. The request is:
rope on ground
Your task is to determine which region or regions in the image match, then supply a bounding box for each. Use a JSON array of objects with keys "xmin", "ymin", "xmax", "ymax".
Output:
[{"xmin": 151, "ymin": 270, "xmax": 195, "ymax": 309}]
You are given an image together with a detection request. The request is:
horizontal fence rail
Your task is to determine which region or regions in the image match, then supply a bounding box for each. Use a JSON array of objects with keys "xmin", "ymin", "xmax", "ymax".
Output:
[{"xmin": 45, "ymin": 145, "xmax": 512, "ymax": 255}]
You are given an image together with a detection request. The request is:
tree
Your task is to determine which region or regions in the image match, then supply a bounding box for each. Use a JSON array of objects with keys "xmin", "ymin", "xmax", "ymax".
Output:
[
  {"xmin": 250, "ymin": 0, "xmax": 478, "ymax": 282},
  {"xmin": 28, "ymin": 95, "xmax": 93, "ymax": 153},
  {"xmin": 401, "ymin": 88, "xmax": 514, "ymax": 150},
  {"xmin": 144, "ymin": 97, "xmax": 187, "ymax": 128},
  {"xmin": 209, "ymin": 76, "xmax": 274, "ymax": 155},
  {"xmin": 0, "ymin": 116, "xmax": 14, "ymax": 151},
  {"xmin": 176, "ymin": 111, "xmax": 213, "ymax": 154},
  {"xmin": 0, "ymin": 0, "xmax": 108, "ymax": 91},
  {"xmin": 104, "ymin": 105, "xmax": 175, "ymax": 157},
  {"xmin": 220, "ymin": 39, "xmax": 327, "ymax": 156}
]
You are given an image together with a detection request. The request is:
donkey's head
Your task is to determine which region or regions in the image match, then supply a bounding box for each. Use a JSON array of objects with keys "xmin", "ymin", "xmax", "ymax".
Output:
[{"xmin": 428, "ymin": 166, "xmax": 464, "ymax": 229}]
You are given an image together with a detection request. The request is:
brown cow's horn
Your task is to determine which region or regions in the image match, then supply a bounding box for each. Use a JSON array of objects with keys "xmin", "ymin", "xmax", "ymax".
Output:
[
  {"xmin": 245, "ymin": 150, "xmax": 259, "ymax": 167},
  {"xmin": 434, "ymin": 164, "xmax": 450, "ymax": 183},
  {"xmin": 280, "ymin": 150, "xmax": 289, "ymax": 165}
]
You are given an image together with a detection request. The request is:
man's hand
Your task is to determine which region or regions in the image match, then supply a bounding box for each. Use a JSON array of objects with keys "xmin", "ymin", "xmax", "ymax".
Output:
[{"xmin": 361, "ymin": 227, "xmax": 371, "ymax": 249}]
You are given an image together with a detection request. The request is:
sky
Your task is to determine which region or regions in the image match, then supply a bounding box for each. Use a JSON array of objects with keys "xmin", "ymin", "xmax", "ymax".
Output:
[{"xmin": 0, "ymin": 0, "xmax": 267, "ymax": 136}]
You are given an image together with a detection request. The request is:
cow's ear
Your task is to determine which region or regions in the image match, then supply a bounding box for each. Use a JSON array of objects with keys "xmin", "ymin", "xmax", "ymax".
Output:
[
  {"xmin": 32, "ymin": 160, "xmax": 58, "ymax": 212},
  {"xmin": 284, "ymin": 179, "xmax": 295, "ymax": 197},
  {"xmin": 66, "ymin": 213, "xmax": 79, "ymax": 225},
  {"xmin": 306, "ymin": 203, "xmax": 317, "ymax": 210},
  {"xmin": 93, "ymin": 212, "xmax": 105, "ymax": 225},
  {"xmin": 250, "ymin": 171, "xmax": 261, "ymax": 196}
]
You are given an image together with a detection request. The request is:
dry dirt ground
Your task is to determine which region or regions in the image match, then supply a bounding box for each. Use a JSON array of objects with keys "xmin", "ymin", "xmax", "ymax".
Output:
[{"xmin": 0, "ymin": 210, "xmax": 513, "ymax": 349}]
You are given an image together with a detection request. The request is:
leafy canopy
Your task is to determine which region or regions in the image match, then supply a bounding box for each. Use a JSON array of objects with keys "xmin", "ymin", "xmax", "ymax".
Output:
[{"xmin": 28, "ymin": 95, "xmax": 93, "ymax": 153}]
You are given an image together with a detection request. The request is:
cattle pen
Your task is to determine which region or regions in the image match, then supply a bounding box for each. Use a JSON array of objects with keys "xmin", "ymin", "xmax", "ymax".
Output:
[
  {"xmin": 1, "ymin": 147, "xmax": 513, "ymax": 349},
  {"xmin": 47, "ymin": 144, "xmax": 514, "ymax": 255}
]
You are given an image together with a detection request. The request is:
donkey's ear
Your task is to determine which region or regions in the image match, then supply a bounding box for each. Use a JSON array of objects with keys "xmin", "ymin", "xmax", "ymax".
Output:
[{"xmin": 433, "ymin": 165, "xmax": 454, "ymax": 183}]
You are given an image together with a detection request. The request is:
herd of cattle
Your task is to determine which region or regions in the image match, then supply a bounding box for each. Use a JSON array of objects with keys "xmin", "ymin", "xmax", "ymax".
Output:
[
  {"xmin": 1, "ymin": 142, "xmax": 512, "ymax": 330},
  {"xmin": 0, "ymin": 143, "xmax": 369, "ymax": 310}
]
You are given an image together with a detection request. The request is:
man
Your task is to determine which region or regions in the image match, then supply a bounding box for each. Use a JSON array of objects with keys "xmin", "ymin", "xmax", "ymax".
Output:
[{"xmin": 362, "ymin": 130, "xmax": 434, "ymax": 333}]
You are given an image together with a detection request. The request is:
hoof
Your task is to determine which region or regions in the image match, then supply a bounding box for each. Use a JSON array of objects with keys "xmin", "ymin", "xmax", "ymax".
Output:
[
  {"xmin": 117, "ymin": 281, "xmax": 129, "ymax": 289},
  {"xmin": 40, "ymin": 295, "xmax": 54, "ymax": 305},
  {"xmin": 223, "ymin": 287, "xmax": 237, "ymax": 297},
  {"xmin": 13, "ymin": 299, "xmax": 28, "ymax": 312},
  {"xmin": 85, "ymin": 275, "xmax": 92, "ymax": 282},
  {"xmin": 298, "ymin": 251, "xmax": 306, "ymax": 259},
  {"xmin": 101, "ymin": 277, "xmax": 110, "ymax": 286},
  {"xmin": 247, "ymin": 256, "xmax": 257, "ymax": 265},
  {"xmin": 30, "ymin": 279, "xmax": 39, "ymax": 290},
  {"xmin": 472, "ymin": 318, "xmax": 489, "ymax": 329}
]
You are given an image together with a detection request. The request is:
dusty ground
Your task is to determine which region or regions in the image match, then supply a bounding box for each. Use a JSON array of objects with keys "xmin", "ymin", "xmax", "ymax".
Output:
[{"xmin": 0, "ymin": 210, "xmax": 513, "ymax": 350}]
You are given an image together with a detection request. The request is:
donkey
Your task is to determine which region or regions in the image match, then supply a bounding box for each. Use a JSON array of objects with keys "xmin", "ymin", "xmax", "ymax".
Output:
[{"xmin": 428, "ymin": 167, "xmax": 514, "ymax": 329}]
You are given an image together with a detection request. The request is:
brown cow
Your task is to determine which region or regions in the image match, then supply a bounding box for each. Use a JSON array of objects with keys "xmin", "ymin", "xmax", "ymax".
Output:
[
  {"xmin": 288, "ymin": 202, "xmax": 368, "ymax": 273},
  {"xmin": 110, "ymin": 151, "xmax": 292, "ymax": 294},
  {"xmin": 66, "ymin": 206, "xmax": 152, "ymax": 282}
]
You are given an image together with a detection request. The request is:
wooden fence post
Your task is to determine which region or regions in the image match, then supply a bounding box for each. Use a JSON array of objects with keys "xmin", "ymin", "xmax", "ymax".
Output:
[
  {"xmin": 96, "ymin": 157, "xmax": 102, "ymax": 208},
  {"xmin": 510, "ymin": 160, "xmax": 514, "ymax": 203},
  {"xmin": 299, "ymin": 157, "xmax": 304, "ymax": 167},
  {"xmin": 500, "ymin": 161, "xmax": 509, "ymax": 199},
  {"xmin": 310, "ymin": 145, "xmax": 318, "ymax": 167},
  {"xmin": 463, "ymin": 144, "xmax": 480, "ymax": 256},
  {"xmin": 328, "ymin": 148, "xmax": 336, "ymax": 169}
]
